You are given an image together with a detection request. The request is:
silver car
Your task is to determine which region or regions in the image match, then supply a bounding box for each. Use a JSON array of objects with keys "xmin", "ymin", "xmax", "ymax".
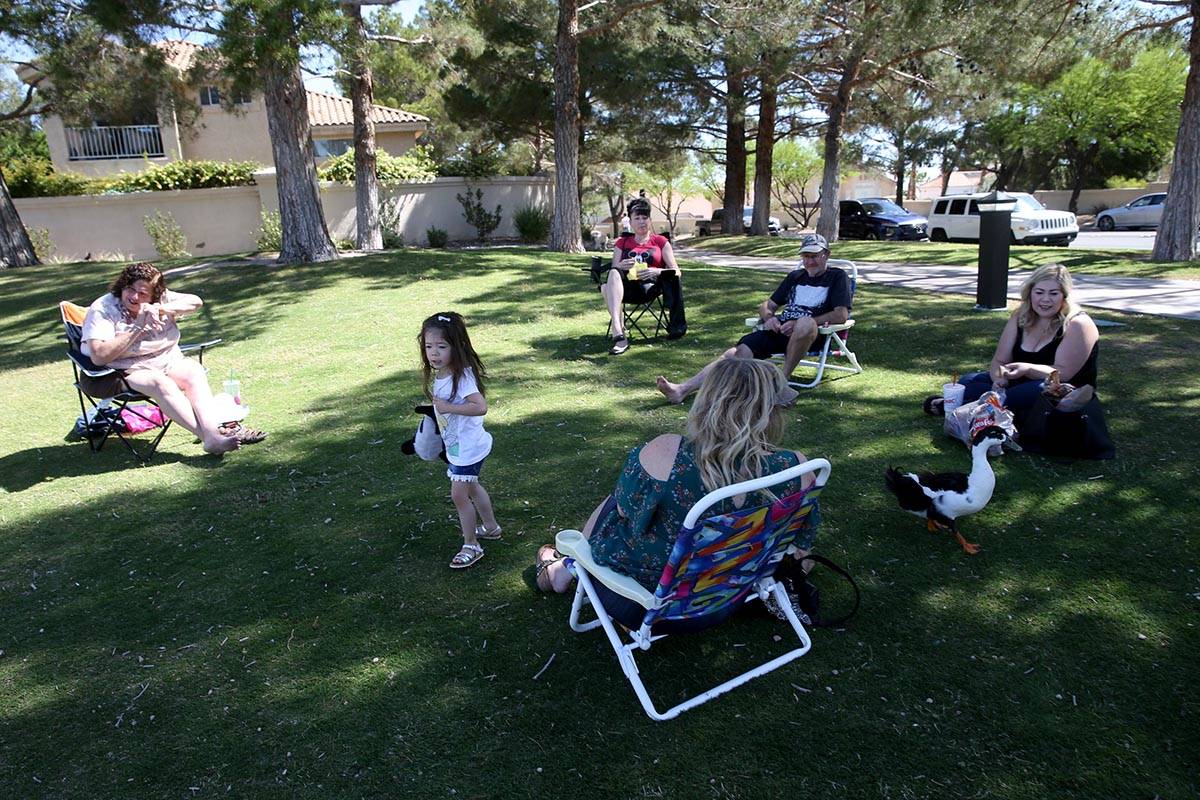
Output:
[{"xmin": 1096, "ymin": 193, "xmax": 1166, "ymax": 231}]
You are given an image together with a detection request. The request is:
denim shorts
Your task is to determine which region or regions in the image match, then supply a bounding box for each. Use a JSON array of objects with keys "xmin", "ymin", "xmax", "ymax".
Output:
[{"xmin": 447, "ymin": 457, "xmax": 486, "ymax": 482}]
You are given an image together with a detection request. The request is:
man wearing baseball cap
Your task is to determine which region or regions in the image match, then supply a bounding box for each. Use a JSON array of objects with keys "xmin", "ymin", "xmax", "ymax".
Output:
[{"xmin": 656, "ymin": 233, "xmax": 851, "ymax": 403}]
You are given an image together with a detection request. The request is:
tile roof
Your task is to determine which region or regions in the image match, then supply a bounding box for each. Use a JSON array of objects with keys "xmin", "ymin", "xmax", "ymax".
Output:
[
  {"xmin": 305, "ymin": 90, "xmax": 428, "ymax": 127},
  {"xmin": 158, "ymin": 40, "xmax": 204, "ymax": 73},
  {"xmin": 154, "ymin": 40, "xmax": 427, "ymax": 128}
]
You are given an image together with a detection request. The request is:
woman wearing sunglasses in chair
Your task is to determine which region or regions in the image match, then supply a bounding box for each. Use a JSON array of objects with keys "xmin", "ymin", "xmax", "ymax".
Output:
[
  {"xmin": 535, "ymin": 359, "xmax": 818, "ymax": 630},
  {"xmin": 600, "ymin": 197, "xmax": 687, "ymax": 355},
  {"xmin": 80, "ymin": 262, "xmax": 265, "ymax": 454}
]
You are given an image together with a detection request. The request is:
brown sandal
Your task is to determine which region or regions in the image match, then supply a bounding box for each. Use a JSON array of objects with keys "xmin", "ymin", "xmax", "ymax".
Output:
[
  {"xmin": 535, "ymin": 544, "xmax": 573, "ymax": 593},
  {"xmin": 219, "ymin": 422, "xmax": 268, "ymax": 444}
]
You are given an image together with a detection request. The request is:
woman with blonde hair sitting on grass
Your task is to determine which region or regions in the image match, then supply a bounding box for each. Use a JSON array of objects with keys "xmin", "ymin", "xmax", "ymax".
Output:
[{"xmin": 534, "ymin": 359, "xmax": 820, "ymax": 629}]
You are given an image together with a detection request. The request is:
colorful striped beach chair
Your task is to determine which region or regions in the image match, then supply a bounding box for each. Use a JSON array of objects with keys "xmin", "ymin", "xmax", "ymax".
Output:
[{"xmin": 555, "ymin": 457, "xmax": 831, "ymax": 721}]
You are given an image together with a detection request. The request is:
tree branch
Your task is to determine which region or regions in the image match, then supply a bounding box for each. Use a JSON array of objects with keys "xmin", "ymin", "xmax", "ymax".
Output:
[
  {"xmin": 580, "ymin": 0, "xmax": 666, "ymax": 38},
  {"xmin": 0, "ymin": 81, "xmax": 46, "ymax": 122},
  {"xmin": 1113, "ymin": 12, "xmax": 1190, "ymax": 45},
  {"xmin": 367, "ymin": 33, "xmax": 433, "ymax": 45}
]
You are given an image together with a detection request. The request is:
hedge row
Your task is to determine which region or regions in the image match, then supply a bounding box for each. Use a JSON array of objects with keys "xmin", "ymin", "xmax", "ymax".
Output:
[
  {"xmin": 6, "ymin": 158, "xmax": 259, "ymax": 199},
  {"xmin": 317, "ymin": 146, "xmax": 436, "ymax": 184}
]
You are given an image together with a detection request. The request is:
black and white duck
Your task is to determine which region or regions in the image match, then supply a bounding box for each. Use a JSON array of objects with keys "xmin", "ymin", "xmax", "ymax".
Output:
[{"xmin": 883, "ymin": 425, "xmax": 1008, "ymax": 555}]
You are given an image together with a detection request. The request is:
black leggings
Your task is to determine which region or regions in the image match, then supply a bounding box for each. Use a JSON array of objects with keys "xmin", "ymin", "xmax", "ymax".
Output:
[{"xmin": 621, "ymin": 271, "xmax": 686, "ymax": 335}]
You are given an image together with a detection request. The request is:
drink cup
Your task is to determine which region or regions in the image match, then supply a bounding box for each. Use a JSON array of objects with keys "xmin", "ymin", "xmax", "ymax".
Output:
[
  {"xmin": 942, "ymin": 383, "xmax": 965, "ymax": 414},
  {"xmin": 224, "ymin": 378, "xmax": 242, "ymax": 405}
]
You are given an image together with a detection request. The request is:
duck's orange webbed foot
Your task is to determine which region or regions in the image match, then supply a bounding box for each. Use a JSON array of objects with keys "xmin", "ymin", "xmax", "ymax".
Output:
[
  {"xmin": 955, "ymin": 531, "xmax": 981, "ymax": 555},
  {"xmin": 926, "ymin": 518, "xmax": 942, "ymax": 532}
]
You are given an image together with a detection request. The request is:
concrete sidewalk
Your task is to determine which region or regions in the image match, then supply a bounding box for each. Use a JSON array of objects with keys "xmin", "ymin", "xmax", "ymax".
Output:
[{"xmin": 674, "ymin": 246, "xmax": 1200, "ymax": 321}]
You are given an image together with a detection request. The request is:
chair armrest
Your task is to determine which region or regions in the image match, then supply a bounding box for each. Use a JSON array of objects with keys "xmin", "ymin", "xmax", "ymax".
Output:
[
  {"xmin": 818, "ymin": 319, "xmax": 854, "ymax": 334},
  {"xmin": 181, "ymin": 338, "xmax": 223, "ymax": 354},
  {"xmin": 745, "ymin": 317, "xmax": 855, "ymax": 334},
  {"xmin": 556, "ymin": 529, "xmax": 658, "ymax": 609},
  {"xmin": 181, "ymin": 338, "xmax": 223, "ymax": 364}
]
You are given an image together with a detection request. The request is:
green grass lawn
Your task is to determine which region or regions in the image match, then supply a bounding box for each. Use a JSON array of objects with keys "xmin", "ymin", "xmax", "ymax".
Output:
[
  {"xmin": 688, "ymin": 234, "xmax": 1200, "ymax": 280},
  {"xmin": 1, "ymin": 249, "xmax": 1197, "ymax": 798}
]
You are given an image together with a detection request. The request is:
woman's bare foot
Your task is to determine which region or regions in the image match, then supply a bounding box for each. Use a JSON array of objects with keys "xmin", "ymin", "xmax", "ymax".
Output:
[
  {"xmin": 202, "ymin": 432, "xmax": 240, "ymax": 454},
  {"xmin": 656, "ymin": 375, "xmax": 686, "ymax": 404}
]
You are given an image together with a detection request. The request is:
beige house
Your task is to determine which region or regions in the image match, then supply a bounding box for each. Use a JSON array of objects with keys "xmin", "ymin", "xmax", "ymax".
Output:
[{"xmin": 22, "ymin": 40, "xmax": 428, "ymax": 177}]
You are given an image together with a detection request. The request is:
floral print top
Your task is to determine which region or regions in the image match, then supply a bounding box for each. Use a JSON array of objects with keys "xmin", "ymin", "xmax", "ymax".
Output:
[{"xmin": 589, "ymin": 439, "xmax": 819, "ymax": 587}]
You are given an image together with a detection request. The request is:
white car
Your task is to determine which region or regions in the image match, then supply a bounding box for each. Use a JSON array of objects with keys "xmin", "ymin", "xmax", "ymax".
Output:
[
  {"xmin": 928, "ymin": 192, "xmax": 1078, "ymax": 246},
  {"xmin": 1095, "ymin": 193, "xmax": 1166, "ymax": 231}
]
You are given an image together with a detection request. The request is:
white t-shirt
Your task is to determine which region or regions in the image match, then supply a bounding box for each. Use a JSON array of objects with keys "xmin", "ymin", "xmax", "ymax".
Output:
[
  {"xmin": 432, "ymin": 367, "xmax": 493, "ymax": 466},
  {"xmin": 80, "ymin": 290, "xmax": 184, "ymax": 370}
]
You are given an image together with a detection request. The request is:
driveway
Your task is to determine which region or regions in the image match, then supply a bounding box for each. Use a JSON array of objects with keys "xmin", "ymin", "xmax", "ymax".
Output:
[{"xmin": 674, "ymin": 245, "xmax": 1200, "ymax": 321}]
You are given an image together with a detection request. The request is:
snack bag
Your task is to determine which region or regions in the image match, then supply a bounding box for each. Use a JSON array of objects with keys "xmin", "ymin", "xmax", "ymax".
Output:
[{"xmin": 945, "ymin": 390, "xmax": 1020, "ymax": 455}]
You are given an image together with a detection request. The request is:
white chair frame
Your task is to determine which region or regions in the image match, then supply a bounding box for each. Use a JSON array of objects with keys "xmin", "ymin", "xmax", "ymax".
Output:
[
  {"xmin": 555, "ymin": 458, "xmax": 832, "ymax": 721},
  {"xmin": 744, "ymin": 258, "xmax": 863, "ymax": 389}
]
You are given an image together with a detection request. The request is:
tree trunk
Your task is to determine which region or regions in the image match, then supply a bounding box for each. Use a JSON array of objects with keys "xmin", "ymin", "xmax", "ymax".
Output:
[
  {"xmin": 893, "ymin": 128, "xmax": 906, "ymax": 205},
  {"xmin": 816, "ymin": 55, "xmax": 863, "ymax": 242},
  {"xmin": 262, "ymin": 65, "xmax": 337, "ymax": 263},
  {"xmin": 550, "ymin": 0, "xmax": 584, "ymax": 253},
  {"xmin": 907, "ymin": 162, "xmax": 918, "ymax": 200},
  {"xmin": 345, "ymin": 3, "xmax": 382, "ymax": 251},
  {"xmin": 0, "ymin": 169, "xmax": 38, "ymax": 268},
  {"xmin": 750, "ymin": 69, "xmax": 777, "ymax": 236},
  {"xmin": 940, "ymin": 121, "xmax": 974, "ymax": 196},
  {"xmin": 1153, "ymin": 1, "xmax": 1200, "ymax": 262},
  {"xmin": 722, "ymin": 63, "xmax": 747, "ymax": 235}
]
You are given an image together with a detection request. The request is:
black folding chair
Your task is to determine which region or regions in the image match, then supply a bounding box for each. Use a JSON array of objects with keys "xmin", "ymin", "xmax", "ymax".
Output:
[
  {"xmin": 60, "ymin": 301, "xmax": 221, "ymax": 464},
  {"xmin": 583, "ymin": 257, "xmax": 667, "ymax": 340}
]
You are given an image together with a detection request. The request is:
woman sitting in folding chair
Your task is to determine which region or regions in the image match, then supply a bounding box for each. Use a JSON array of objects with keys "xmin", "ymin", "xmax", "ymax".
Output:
[
  {"xmin": 535, "ymin": 359, "xmax": 818, "ymax": 626},
  {"xmin": 600, "ymin": 197, "xmax": 686, "ymax": 355},
  {"xmin": 80, "ymin": 262, "xmax": 264, "ymax": 455}
]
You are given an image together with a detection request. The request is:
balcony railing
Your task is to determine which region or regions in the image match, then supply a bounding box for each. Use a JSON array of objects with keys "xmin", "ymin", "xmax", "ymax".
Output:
[{"xmin": 65, "ymin": 125, "xmax": 165, "ymax": 161}]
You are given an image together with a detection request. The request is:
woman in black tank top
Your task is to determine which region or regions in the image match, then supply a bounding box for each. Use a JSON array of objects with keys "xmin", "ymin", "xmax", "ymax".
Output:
[{"xmin": 952, "ymin": 264, "xmax": 1100, "ymax": 414}]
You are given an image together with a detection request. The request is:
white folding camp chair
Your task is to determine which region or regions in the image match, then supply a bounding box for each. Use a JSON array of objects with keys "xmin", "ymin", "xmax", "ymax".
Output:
[
  {"xmin": 555, "ymin": 457, "xmax": 832, "ymax": 721},
  {"xmin": 744, "ymin": 258, "xmax": 863, "ymax": 389}
]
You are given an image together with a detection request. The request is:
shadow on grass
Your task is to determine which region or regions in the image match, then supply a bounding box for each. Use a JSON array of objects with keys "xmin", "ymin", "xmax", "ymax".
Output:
[{"xmin": 0, "ymin": 249, "xmax": 1197, "ymax": 797}]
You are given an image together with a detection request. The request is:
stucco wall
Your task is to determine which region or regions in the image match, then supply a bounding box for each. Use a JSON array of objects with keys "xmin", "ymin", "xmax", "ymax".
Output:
[
  {"xmin": 14, "ymin": 186, "xmax": 263, "ymax": 261},
  {"xmin": 15, "ymin": 175, "xmax": 554, "ymax": 261},
  {"xmin": 180, "ymin": 101, "xmax": 276, "ymax": 164}
]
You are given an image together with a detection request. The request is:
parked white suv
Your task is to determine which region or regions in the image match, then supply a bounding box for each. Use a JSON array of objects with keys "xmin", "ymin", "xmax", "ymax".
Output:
[{"xmin": 928, "ymin": 192, "xmax": 1078, "ymax": 246}]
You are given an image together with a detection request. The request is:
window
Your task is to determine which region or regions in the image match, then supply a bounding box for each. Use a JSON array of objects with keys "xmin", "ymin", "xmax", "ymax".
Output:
[
  {"xmin": 200, "ymin": 86, "xmax": 251, "ymax": 106},
  {"xmin": 934, "ymin": 200, "xmax": 949, "ymax": 214},
  {"xmin": 1149, "ymin": 195, "xmax": 1166, "ymax": 205},
  {"xmin": 313, "ymin": 138, "xmax": 352, "ymax": 158},
  {"xmin": 968, "ymin": 200, "xmax": 980, "ymax": 215},
  {"xmin": 949, "ymin": 198, "xmax": 967, "ymax": 215}
]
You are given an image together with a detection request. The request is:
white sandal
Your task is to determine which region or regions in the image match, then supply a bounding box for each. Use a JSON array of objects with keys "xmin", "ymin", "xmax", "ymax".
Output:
[
  {"xmin": 450, "ymin": 542, "xmax": 484, "ymax": 569},
  {"xmin": 475, "ymin": 523, "xmax": 502, "ymax": 540}
]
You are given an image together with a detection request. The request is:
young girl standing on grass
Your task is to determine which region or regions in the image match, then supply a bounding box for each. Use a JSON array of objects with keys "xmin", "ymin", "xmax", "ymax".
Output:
[{"xmin": 419, "ymin": 312, "xmax": 500, "ymax": 569}]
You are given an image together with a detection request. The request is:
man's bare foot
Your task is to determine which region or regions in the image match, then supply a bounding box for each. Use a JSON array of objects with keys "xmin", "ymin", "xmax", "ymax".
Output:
[
  {"xmin": 656, "ymin": 375, "xmax": 686, "ymax": 405},
  {"xmin": 203, "ymin": 433, "xmax": 240, "ymax": 455}
]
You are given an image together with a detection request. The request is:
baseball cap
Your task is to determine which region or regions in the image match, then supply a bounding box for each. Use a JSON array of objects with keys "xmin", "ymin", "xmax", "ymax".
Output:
[{"xmin": 799, "ymin": 233, "xmax": 829, "ymax": 254}]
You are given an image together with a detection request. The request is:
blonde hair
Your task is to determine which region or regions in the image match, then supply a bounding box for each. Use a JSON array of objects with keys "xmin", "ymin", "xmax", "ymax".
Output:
[
  {"xmin": 1016, "ymin": 263, "xmax": 1079, "ymax": 330},
  {"xmin": 686, "ymin": 359, "xmax": 790, "ymax": 494}
]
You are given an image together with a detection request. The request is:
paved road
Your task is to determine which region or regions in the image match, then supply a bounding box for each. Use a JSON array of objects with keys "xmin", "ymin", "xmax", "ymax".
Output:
[
  {"xmin": 1072, "ymin": 230, "xmax": 1156, "ymax": 250},
  {"xmin": 674, "ymin": 246, "xmax": 1200, "ymax": 321}
]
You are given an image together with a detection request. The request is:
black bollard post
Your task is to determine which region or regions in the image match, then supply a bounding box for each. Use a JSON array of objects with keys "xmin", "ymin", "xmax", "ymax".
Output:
[{"xmin": 975, "ymin": 191, "xmax": 1017, "ymax": 311}]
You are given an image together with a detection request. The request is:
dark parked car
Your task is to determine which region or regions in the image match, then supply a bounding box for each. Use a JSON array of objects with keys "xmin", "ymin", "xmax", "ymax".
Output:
[{"xmin": 839, "ymin": 198, "xmax": 929, "ymax": 241}]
